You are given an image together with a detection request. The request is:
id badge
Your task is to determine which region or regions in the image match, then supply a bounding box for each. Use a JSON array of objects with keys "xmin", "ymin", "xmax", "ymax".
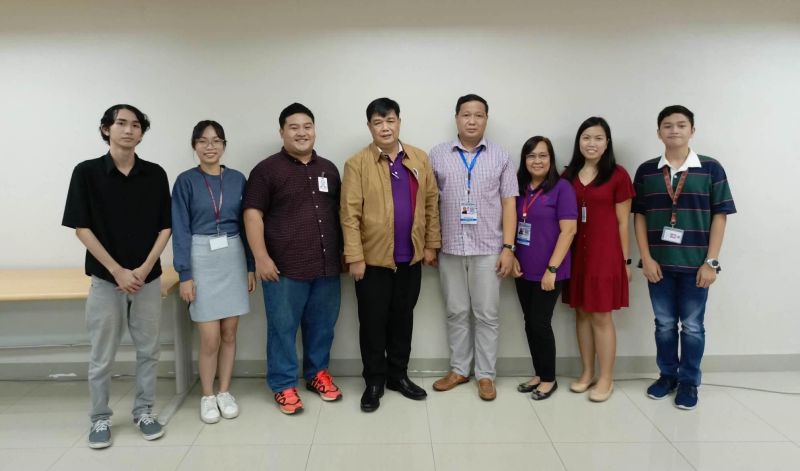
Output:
[
  {"xmin": 318, "ymin": 177, "xmax": 329, "ymax": 193},
  {"xmin": 661, "ymin": 226, "xmax": 684, "ymax": 244},
  {"xmin": 209, "ymin": 233, "xmax": 229, "ymax": 251},
  {"xmin": 581, "ymin": 206, "xmax": 587, "ymax": 223},
  {"xmin": 516, "ymin": 221, "xmax": 532, "ymax": 246},
  {"xmin": 460, "ymin": 202, "xmax": 478, "ymax": 224}
]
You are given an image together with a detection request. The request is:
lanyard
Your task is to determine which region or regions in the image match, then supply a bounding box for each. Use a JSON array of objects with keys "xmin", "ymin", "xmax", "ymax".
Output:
[
  {"xmin": 662, "ymin": 166, "xmax": 688, "ymax": 227},
  {"xmin": 197, "ymin": 167, "xmax": 224, "ymax": 233},
  {"xmin": 457, "ymin": 147, "xmax": 483, "ymax": 195},
  {"xmin": 521, "ymin": 188, "xmax": 544, "ymax": 220}
]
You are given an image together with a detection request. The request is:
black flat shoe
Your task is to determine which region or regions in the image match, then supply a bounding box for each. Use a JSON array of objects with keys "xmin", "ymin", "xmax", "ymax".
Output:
[
  {"xmin": 517, "ymin": 380, "xmax": 541, "ymax": 393},
  {"xmin": 530, "ymin": 381, "xmax": 558, "ymax": 401},
  {"xmin": 360, "ymin": 384, "xmax": 384, "ymax": 412},
  {"xmin": 386, "ymin": 376, "xmax": 427, "ymax": 400}
]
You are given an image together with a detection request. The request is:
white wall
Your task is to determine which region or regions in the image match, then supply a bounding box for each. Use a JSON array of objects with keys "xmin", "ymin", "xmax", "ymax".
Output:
[{"xmin": 1, "ymin": 0, "xmax": 798, "ymax": 365}]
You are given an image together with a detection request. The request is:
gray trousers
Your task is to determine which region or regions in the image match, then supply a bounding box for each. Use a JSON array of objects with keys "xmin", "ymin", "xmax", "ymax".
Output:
[
  {"xmin": 438, "ymin": 253, "xmax": 501, "ymax": 380},
  {"xmin": 86, "ymin": 276, "xmax": 161, "ymax": 423}
]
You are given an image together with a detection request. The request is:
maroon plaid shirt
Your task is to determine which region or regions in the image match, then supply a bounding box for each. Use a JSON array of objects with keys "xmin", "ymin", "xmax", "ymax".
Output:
[{"xmin": 244, "ymin": 149, "xmax": 341, "ymax": 280}]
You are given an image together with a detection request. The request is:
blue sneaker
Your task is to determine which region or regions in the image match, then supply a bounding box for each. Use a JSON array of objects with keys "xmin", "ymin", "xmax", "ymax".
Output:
[
  {"xmin": 674, "ymin": 383, "xmax": 698, "ymax": 410},
  {"xmin": 88, "ymin": 419, "xmax": 111, "ymax": 449},
  {"xmin": 135, "ymin": 414, "xmax": 165, "ymax": 441},
  {"xmin": 646, "ymin": 376, "xmax": 678, "ymax": 400}
]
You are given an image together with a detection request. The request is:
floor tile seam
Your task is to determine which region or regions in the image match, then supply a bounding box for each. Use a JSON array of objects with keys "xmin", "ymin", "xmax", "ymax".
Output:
[
  {"xmin": 723, "ymin": 386, "xmax": 797, "ymax": 443},
  {"xmin": 305, "ymin": 397, "xmax": 325, "ymax": 471},
  {"xmin": 617, "ymin": 386, "xmax": 698, "ymax": 471},
  {"xmin": 172, "ymin": 443, "xmax": 195, "ymax": 471},
  {"xmin": 423, "ymin": 385, "xmax": 438, "ymax": 471},
  {"xmin": 670, "ymin": 439, "xmax": 795, "ymax": 444},
  {"xmin": 45, "ymin": 447, "xmax": 71, "ymax": 471},
  {"xmin": 503, "ymin": 393, "xmax": 569, "ymax": 471}
]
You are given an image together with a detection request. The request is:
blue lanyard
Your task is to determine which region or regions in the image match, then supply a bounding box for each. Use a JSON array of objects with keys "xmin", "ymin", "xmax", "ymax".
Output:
[{"xmin": 457, "ymin": 147, "xmax": 483, "ymax": 193}]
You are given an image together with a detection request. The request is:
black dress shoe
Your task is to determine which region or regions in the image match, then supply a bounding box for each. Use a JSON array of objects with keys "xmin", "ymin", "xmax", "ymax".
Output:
[
  {"xmin": 530, "ymin": 381, "xmax": 558, "ymax": 401},
  {"xmin": 360, "ymin": 385, "xmax": 384, "ymax": 412},
  {"xmin": 386, "ymin": 376, "xmax": 427, "ymax": 400}
]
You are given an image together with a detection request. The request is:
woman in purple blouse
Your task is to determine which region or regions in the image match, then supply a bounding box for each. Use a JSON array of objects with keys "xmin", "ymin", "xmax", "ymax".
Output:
[{"xmin": 511, "ymin": 136, "xmax": 578, "ymax": 400}]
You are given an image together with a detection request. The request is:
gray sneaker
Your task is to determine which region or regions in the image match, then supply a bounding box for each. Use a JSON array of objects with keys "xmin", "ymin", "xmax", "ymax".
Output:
[
  {"xmin": 88, "ymin": 419, "xmax": 112, "ymax": 449},
  {"xmin": 135, "ymin": 414, "xmax": 165, "ymax": 441}
]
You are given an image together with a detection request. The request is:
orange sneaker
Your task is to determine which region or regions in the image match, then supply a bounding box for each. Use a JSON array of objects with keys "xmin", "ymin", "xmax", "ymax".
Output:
[
  {"xmin": 274, "ymin": 387, "xmax": 304, "ymax": 415},
  {"xmin": 306, "ymin": 370, "xmax": 343, "ymax": 402}
]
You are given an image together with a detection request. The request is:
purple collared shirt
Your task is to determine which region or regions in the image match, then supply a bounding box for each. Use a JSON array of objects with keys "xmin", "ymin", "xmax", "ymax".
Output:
[
  {"xmin": 515, "ymin": 178, "xmax": 578, "ymax": 282},
  {"xmin": 429, "ymin": 137, "xmax": 518, "ymax": 256},
  {"xmin": 387, "ymin": 152, "xmax": 414, "ymax": 263}
]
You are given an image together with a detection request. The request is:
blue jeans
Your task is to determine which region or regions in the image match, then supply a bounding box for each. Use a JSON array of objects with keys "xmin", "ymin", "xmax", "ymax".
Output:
[
  {"xmin": 647, "ymin": 271, "xmax": 709, "ymax": 386},
  {"xmin": 262, "ymin": 275, "xmax": 341, "ymax": 392}
]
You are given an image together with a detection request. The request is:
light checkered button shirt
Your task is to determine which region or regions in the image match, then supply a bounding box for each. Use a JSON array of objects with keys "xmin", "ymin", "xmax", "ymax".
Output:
[{"xmin": 429, "ymin": 137, "xmax": 518, "ymax": 256}]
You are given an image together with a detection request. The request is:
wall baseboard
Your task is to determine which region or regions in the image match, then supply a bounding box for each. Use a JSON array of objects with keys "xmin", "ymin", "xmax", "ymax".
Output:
[{"xmin": 1, "ymin": 354, "xmax": 797, "ymax": 381}]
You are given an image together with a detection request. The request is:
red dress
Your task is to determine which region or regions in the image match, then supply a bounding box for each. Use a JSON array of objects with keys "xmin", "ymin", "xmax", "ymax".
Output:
[{"xmin": 563, "ymin": 165, "xmax": 634, "ymax": 312}]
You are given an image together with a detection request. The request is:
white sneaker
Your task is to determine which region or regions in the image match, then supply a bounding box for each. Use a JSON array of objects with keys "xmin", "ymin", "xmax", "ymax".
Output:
[
  {"xmin": 200, "ymin": 395, "xmax": 220, "ymax": 424},
  {"xmin": 216, "ymin": 391, "xmax": 239, "ymax": 419}
]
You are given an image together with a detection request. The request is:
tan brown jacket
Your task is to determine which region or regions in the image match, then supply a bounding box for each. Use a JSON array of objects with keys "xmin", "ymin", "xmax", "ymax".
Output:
[{"xmin": 340, "ymin": 142, "xmax": 441, "ymax": 269}]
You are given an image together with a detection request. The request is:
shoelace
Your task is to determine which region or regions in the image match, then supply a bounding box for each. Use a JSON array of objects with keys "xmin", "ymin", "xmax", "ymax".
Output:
[
  {"xmin": 276, "ymin": 388, "xmax": 300, "ymax": 405},
  {"xmin": 92, "ymin": 420, "xmax": 110, "ymax": 432},
  {"xmin": 217, "ymin": 392, "xmax": 235, "ymax": 408},
  {"xmin": 137, "ymin": 414, "xmax": 156, "ymax": 426},
  {"xmin": 314, "ymin": 371, "xmax": 338, "ymax": 392},
  {"xmin": 202, "ymin": 396, "xmax": 218, "ymax": 409}
]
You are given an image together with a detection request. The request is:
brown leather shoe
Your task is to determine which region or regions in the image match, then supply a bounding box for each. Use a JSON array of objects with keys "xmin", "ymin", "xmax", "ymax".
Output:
[
  {"xmin": 478, "ymin": 378, "xmax": 496, "ymax": 401},
  {"xmin": 433, "ymin": 372, "xmax": 469, "ymax": 391}
]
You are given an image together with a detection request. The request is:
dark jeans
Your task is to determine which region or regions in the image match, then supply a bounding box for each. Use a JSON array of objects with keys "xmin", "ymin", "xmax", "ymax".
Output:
[
  {"xmin": 647, "ymin": 271, "xmax": 709, "ymax": 386},
  {"xmin": 514, "ymin": 278, "xmax": 563, "ymax": 382},
  {"xmin": 262, "ymin": 275, "xmax": 341, "ymax": 392},
  {"xmin": 355, "ymin": 262, "xmax": 422, "ymax": 386}
]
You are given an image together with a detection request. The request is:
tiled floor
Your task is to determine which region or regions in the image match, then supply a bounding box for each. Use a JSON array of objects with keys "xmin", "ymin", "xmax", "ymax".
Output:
[{"xmin": 1, "ymin": 372, "xmax": 799, "ymax": 470}]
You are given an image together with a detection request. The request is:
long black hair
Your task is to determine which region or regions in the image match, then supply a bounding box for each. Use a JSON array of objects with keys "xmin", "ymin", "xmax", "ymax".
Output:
[
  {"xmin": 517, "ymin": 136, "xmax": 560, "ymax": 195},
  {"xmin": 562, "ymin": 116, "xmax": 616, "ymax": 186}
]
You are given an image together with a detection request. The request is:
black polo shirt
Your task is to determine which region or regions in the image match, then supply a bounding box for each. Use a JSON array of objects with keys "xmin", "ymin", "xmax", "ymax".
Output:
[{"xmin": 62, "ymin": 153, "xmax": 171, "ymax": 284}]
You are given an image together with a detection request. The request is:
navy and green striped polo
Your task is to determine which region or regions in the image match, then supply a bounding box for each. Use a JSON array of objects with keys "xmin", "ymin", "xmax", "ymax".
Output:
[{"xmin": 632, "ymin": 154, "xmax": 736, "ymax": 273}]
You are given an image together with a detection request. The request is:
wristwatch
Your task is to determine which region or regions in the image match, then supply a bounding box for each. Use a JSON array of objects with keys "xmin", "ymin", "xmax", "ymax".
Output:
[
  {"xmin": 503, "ymin": 243, "xmax": 515, "ymax": 252},
  {"xmin": 706, "ymin": 258, "xmax": 721, "ymax": 274},
  {"xmin": 624, "ymin": 258, "xmax": 632, "ymax": 265},
  {"xmin": 547, "ymin": 265, "xmax": 558, "ymax": 273}
]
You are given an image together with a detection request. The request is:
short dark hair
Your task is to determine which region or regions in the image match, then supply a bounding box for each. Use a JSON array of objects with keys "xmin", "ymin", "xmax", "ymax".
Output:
[
  {"xmin": 562, "ymin": 116, "xmax": 617, "ymax": 187},
  {"xmin": 455, "ymin": 94, "xmax": 488, "ymax": 115},
  {"xmin": 366, "ymin": 97, "xmax": 400, "ymax": 121},
  {"xmin": 99, "ymin": 104, "xmax": 150, "ymax": 143},
  {"xmin": 279, "ymin": 103, "xmax": 315, "ymax": 128},
  {"xmin": 658, "ymin": 105, "xmax": 694, "ymax": 128},
  {"xmin": 517, "ymin": 136, "xmax": 560, "ymax": 195},
  {"xmin": 191, "ymin": 120, "xmax": 227, "ymax": 149}
]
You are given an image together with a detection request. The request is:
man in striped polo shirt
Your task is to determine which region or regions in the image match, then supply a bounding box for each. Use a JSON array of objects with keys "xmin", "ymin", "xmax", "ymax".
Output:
[{"xmin": 633, "ymin": 105, "xmax": 736, "ymax": 410}]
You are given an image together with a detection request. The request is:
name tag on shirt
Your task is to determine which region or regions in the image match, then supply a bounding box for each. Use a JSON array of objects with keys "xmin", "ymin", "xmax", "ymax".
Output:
[
  {"xmin": 209, "ymin": 233, "xmax": 229, "ymax": 251},
  {"xmin": 460, "ymin": 202, "xmax": 478, "ymax": 224},
  {"xmin": 661, "ymin": 226, "xmax": 684, "ymax": 244},
  {"xmin": 516, "ymin": 221, "xmax": 532, "ymax": 246},
  {"xmin": 581, "ymin": 206, "xmax": 587, "ymax": 223},
  {"xmin": 318, "ymin": 177, "xmax": 329, "ymax": 193}
]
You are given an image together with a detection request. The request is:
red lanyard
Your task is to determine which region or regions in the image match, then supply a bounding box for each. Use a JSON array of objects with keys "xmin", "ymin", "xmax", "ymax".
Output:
[
  {"xmin": 197, "ymin": 167, "xmax": 224, "ymax": 232},
  {"xmin": 662, "ymin": 166, "xmax": 688, "ymax": 226},
  {"xmin": 521, "ymin": 188, "xmax": 544, "ymax": 220}
]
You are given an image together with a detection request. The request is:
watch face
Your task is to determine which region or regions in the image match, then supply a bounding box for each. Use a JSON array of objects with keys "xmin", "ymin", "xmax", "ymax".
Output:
[{"xmin": 709, "ymin": 260, "xmax": 719, "ymax": 267}]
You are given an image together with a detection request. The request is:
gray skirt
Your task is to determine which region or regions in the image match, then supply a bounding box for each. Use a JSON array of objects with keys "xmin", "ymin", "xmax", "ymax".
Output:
[{"xmin": 189, "ymin": 233, "xmax": 250, "ymax": 322}]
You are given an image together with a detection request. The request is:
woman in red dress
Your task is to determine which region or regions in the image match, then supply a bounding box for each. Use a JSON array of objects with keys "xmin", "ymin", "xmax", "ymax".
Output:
[{"xmin": 562, "ymin": 117, "xmax": 634, "ymax": 402}]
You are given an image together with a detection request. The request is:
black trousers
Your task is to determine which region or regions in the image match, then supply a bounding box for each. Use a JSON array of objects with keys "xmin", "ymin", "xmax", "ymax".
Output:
[
  {"xmin": 355, "ymin": 262, "xmax": 422, "ymax": 386},
  {"xmin": 514, "ymin": 278, "xmax": 563, "ymax": 382}
]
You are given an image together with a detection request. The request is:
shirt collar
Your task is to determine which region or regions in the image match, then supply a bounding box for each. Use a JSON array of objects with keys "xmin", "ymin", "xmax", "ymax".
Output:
[
  {"xmin": 371, "ymin": 142, "xmax": 405, "ymax": 162},
  {"xmin": 103, "ymin": 152, "xmax": 143, "ymax": 176},
  {"xmin": 280, "ymin": 147, "xmax": 318, "ymax": 164},
  {"xmin": 452, "ymin": 136, "xmax": 487, "ymax": 153},
  {"xmin": 657, "ymin": 149, "xmax": 701, "ymax": 174}
]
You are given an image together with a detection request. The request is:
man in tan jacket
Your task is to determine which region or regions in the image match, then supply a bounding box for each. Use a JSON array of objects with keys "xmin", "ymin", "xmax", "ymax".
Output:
[{"xmin": 340, "ymin": 97, "xmax": 441, "ymax": 412}]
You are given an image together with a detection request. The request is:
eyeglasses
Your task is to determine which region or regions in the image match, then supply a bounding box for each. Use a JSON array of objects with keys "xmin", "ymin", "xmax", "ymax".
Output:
[
  {"xmin": 525, "ymin": 153, "xmax": 550, "ymax": 161},
  {"xmin": 196, "ymin": 138, "xmax": 225, "ymax": 148}
]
